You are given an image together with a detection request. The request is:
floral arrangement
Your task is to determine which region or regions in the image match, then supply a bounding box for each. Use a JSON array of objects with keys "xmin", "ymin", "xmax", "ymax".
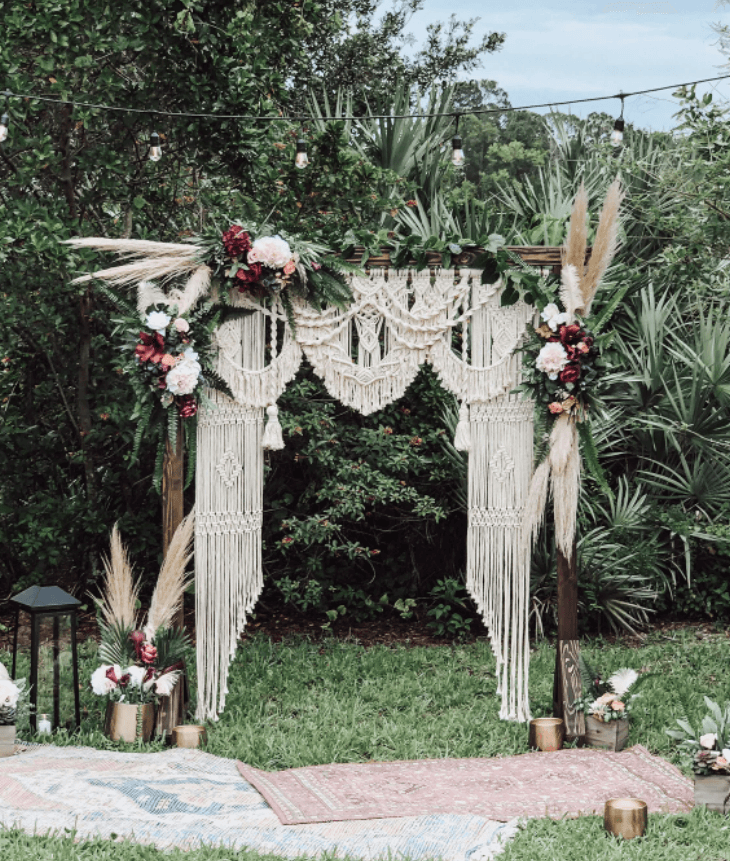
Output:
[
  {"xmin": 199, "ymin": 221, "xmax": 353, "ymax": 313},
  {"xmin": 667, "ymin": 697, "xmax": 730, "ymax": 775},
  {"xmin": 92, "ymin": 514, "xmax": 193, "ymax": 709},
  {"xmin": 0, "ymin": 672, "xmax": 29, "ymax": 726},
  {"xmin": 575, "ymin": 658, "xmax": 639, "ymax": 723},
  {"xmin": 103, "ymin": 289, "xmax": 244, "ymax": 487}
]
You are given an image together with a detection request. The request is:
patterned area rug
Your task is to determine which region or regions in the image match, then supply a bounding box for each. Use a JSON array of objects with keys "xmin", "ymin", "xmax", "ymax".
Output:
[
  {"xmin": 0, "ymin": 745, "xmax": 517, "ymax": 860},
  {"xmin": 237, "ymin": 745, "xmax": 693, "ymax": 825}
]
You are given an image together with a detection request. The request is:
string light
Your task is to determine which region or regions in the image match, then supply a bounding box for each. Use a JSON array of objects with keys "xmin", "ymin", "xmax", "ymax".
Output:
[
  {"xmin": 295, "ymin": 127, "xmax": 309, "ymax": 169},
  {"xmin": 148, "ymin": 131, "xmax": 162, "ymax": 162},
  {"xmin": 451, "ymin": 115, "xmax": 464, "ymax": 167},
  {"xmin": 611, "ymin": 94, "xmax": 625, "ymax": 148}
]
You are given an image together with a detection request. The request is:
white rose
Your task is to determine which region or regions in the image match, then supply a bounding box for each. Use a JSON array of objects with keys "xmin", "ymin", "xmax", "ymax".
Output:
[
  {"xmin": 541, "ymin": 303, "xmax": 560, "ymax": 323},
  {"xmin": 146, "ymin": 311, "xmax": 172, "ymax": 334},
  {"xmin": 183, "ymin": 347, "xmax": 199, "ymax": 362},
  {"xmin": 165, "ymin": 357, "xmax": 202, "ymax": 396},
  {"xmin": 700, "ymin": 732, "xmax": 718, "ymax": 749},
  {"xmin": 0, "ymin": 679, "xmax": 19, "ymax": 708},
  {"xmin": 535, "ymin": 342, "xmax": 569, "ymax": 380},
  {"xmin": 90, "ymin": 665, "xmax": 118, "ymax": 696}
]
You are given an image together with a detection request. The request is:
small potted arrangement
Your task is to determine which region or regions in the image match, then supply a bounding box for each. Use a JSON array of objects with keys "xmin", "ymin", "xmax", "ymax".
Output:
[
  {"xmin": 575, "ymin": 660, "xmax": 639, "ymax": 751},
  {"xmin": 92, "ymin": 514, "xmax": 193, "ymax": 743},
  {"xmin": 0, "ymin": 664, "xmax": 29, "ymax": 756},
  {"xmin": 666, "ymin": 697, "xmax": 730, "ymax": 813}
]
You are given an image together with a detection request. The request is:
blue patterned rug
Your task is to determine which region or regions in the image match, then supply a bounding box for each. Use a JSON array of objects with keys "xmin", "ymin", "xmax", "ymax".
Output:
[{"xmin": 0, "ymin": 745, "xmax": 518, "ymax": 859}]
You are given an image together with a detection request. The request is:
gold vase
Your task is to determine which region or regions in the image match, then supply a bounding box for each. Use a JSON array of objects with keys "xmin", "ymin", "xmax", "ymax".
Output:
[
  {"xmin": 104, "ymin": 701, "xmax": 155, "ymax": 743},
  {"xmin": 172, "ymin": 724, "xmax": 207, "ymax": 749},
  {"xmin": 604, "ymin": 797, "xmax": 647, "ymax": 840},
  {"xmin": 529, "ymin": 717, "xmax": 565, "ymax": 751},
  {"xmin": 0, "ymin": 724, "xmax": 15, "ymax": 758}
]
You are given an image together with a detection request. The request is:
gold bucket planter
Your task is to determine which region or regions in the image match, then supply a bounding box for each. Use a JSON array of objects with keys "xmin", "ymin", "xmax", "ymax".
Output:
[
  {"xmin": 0, "ymin": 724, "xmax": 15, "ymax": 758},
  {"xmin": 604, "ymin": 797, "xmax": 647, "ymax": 840},
  {"xmin": 104, "ymin": 701, "xmax": 155, "ymax": 743}
]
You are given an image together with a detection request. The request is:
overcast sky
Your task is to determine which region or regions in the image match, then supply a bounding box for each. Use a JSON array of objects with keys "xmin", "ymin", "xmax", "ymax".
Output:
[{"xmin": 403, "ymin": 0, "xmax": 730, "ymax": 131}]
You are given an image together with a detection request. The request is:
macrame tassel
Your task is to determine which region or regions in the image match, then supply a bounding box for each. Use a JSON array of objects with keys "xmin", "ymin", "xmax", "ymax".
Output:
[
  {"xmin": 453, "ymin": 402, "xmax": 471, "ymax": 452},
  {"xmin": 261, "ymin": 404, "xmax": 285, "ymax": 451}
]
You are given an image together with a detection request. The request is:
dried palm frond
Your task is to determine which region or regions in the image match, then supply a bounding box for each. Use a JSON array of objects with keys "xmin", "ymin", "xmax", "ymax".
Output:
[
  {"xmin": 144, "ymin": 509, "xmax": 195, "ymax": 641},
  {"xmin": 167, "ymin": 266, "xmax": 212, "ymax": 314},
  {"xmin": 137, "ymin": 281, "xmax": 171, "ymax": 317},
  {"xmin": 65, "ymin": 237, "xmax": 201, "ymax": 259},
  {"xmin": 562, "ymin": 181, "xmax": 589, "ymax": 280},
  {"xmin": 70, "ymin": 257, "xmax": 202, "ymax": 287},
  {"xmin": 97, "ymin": 524, "xmax": 140, "ymax": 630},
  {"xmin": 580, "ymin": 178, "xmax": 624, "ymax": 316}
]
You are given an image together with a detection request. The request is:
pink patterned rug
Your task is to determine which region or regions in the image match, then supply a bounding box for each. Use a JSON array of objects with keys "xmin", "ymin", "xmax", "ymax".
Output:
[{"xmin": 237, "ymin": 745, "xmax": 693, "ymax": 825}]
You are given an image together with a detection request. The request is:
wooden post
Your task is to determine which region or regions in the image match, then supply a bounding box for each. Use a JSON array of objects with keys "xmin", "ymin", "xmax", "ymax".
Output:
[
  {"xmin": 553, "ymin": 541, "xmax": 585, "ymax": 740},
  {"xmin": 157, "ymin": 415, "xmax": 189, "ymax": 737}
]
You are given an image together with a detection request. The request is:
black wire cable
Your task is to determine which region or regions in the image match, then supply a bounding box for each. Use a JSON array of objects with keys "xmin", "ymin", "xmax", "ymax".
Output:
[{"xmin": 2, "ymin": 73, "xmax": 730, "ymax": 122}]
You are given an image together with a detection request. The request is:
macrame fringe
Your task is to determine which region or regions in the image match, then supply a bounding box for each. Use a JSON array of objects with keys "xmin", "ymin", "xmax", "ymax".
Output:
[
  {"xmin": 262, "ymin": 405, "xmax": 285, "ymax": 451},
  {"xmin": 453, "ymin": 402, "xmax": 471, "ymax": 451}
]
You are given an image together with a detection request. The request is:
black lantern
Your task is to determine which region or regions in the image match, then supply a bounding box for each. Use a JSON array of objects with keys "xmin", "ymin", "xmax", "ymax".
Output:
[{"xmin": 11, "ymin": 585, "xmax": 81, "ymax": 733}]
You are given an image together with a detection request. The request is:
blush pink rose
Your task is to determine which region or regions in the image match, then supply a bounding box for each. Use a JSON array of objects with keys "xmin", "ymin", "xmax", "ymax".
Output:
[
  {"xmin": 548, "ymin": 402, "xmax": 564, "ymax": 414},
  {"xmin": 174, "ymin": 318, "xmax": 190, "ymax": 333},
  {"xmin": 283, "ymin": 259, "xmax": 296, "ymax": 275},
  {"xmin": 248, "ymin": 235, "xmax": 292, "ymax": 269}
]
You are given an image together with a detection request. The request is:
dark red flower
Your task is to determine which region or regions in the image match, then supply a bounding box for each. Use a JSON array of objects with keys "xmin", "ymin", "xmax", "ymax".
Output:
[
  {"xmin": 583, "ymin": 336, "xmax": 594, "ymax": 348},
  {"xmin": 559, "ymin": 323, "xmax": 583, "ymax": 345},
  {"xmin": 311, "ymin": 261, "xmax": 322, "ymax": 271},
  {"xmin": 105, "ymin": 666, "xmax": 119, "ymax": 684},
  {"xmin": 177, "ymin": 394, "xmax": 198, "ymax": 418},
  {"xmin": 158, "ymin": 376, "xmax": 167, "ymax": 390},
  {"xmin": 135, "ymin": 331, "xmax": 165, "ymax": 364},
  {"xmin": 559, "ymin": 362, "xmax": 581, "ymax": 384},
  {"xmin": 143, "ymin": 666, "xmax": 155, "ymax": 684},
  {"xmin": 222, "ymin": 225, "xmax": 252, "ymax": 258},
  {"xmin": 140, "ymin": 643, "xmax": 157, "ymax": 665},
  {"xmin": 129, "ymin": 630, "xmax": 145, "ymax": 658},
  {"xmin": 235, "ymin": 262, "xmax": 262, "ymax": 285},
  {"xmin": 118, "ymin": 673, "xmax": 131, "ymax": 688}
]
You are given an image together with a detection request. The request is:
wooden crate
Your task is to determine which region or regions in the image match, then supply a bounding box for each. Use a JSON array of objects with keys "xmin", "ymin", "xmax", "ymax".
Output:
[
  {"xmin": 694, "ymin": 774, "xmax": 730, "ymax": 813},
  {"xmin": 584, "ymin": 715, "xmax": 629, "ymax": 751}
]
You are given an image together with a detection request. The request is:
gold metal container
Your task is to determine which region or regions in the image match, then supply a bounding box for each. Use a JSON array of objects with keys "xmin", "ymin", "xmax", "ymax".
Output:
[
  {"xmin": 104, "ymin": 702, "xmax": 155, "ymax": 743},
  {"xmin": 604, "ymin": 797, "xmax": 648, "ymax": 840},
  {"xmin": 528, "ymin": 717, "xmax": 565, "ymax": 751},
  {"xmin": 172, "ymin": 724, "xmax": 207, "ymax": 749}
]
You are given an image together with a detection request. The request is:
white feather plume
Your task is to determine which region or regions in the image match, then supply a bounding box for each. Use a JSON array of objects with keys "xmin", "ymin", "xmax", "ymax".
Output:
[
  {"xmin": 608, "ymin": 667, "xmax": 639, "ymax": 698},
  {"xmin": 559, "ymin": 263, "xmax": 584, "ymax": 321},
  {"xmin": 137, "ymin": 281, "xmax": 170, "ymax": 318}
]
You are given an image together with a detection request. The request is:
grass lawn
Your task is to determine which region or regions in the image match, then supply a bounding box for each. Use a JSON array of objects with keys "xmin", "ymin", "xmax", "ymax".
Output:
[{"xmin": 2, "ymin": 626, "xmax": 730, "ymax": 859}]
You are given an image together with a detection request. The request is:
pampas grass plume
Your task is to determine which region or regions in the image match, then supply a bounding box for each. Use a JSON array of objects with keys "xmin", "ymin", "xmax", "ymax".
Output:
[
  {"xmin": 144, "ymin": 509, "xmax": 195, "ymax": 641},
  {"xmin": 581, "ymin": 178, "xmax": 624, "ymax": 315},
  {"xmin": 562, "ymin": 182, "xmax": 589, "ymax": 280},
  {"xmin": 97, "ymin": 524, "xmax": 140, "ymax": 630}
]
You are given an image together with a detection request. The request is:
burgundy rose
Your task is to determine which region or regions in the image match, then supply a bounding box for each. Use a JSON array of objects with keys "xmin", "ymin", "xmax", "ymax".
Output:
[
  {"xmin": 559, "ymin": 323, "xmax": 583, "ymax": 345},
  {"xmin": 105, "ymin": 666, "xmax": 119, "ymax": 684},
  {"xmin": 235, "ymin": 262, "xmax": 263, "ymax": 286},
  {"xmin": 143, "ymin": 666, "xmax": 156, "ymax": 684},
  {"xmin": 222, "ymin": 225, "xmax": 252, "ymax": 258},
  {"xmin": 583, "ymin": 335, "xmax": 594, "ymax": 348},
  {"xmin": 558, "ymin": 362, "xmax": 581, "ymax": 384},
  {"xmin": 177, "ymin": 394, "xmax": 198, "ymax": 418},
  {"xmin": 140, "ymin": 643, "xmax": 158, "ymax": 665},
  {"xmin": 135, "ymin": 331, "xmax": 165, "ymax": 364},
  {"xmin": 118, "ymin": 673, "xmax": 131, "ymax": 689}
]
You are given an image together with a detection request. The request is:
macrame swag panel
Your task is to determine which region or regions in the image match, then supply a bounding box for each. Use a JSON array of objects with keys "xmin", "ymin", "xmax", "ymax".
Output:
[{"xmin": 195, "ymin": 269, "xmax": 535, "ymax": 722}]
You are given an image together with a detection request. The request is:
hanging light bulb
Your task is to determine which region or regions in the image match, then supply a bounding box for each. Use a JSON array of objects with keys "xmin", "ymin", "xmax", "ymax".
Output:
[
  {"xmin": 0, "ymin": 90, "xmax": 10, "ymax": 143},
  {"xmin": 451, "ymin": 115, "xmax": 464, "ymax": 167},
  {"xmin": 295, "ymin": 136, "xmax": 309, "ymax": 169},
  {"xmin": 149, "ymin": 131, "xmax": 162, "ymax": 162},
  {"xmin": 611, "ymin": 95, "xmax": 625, "ymax": 148}
]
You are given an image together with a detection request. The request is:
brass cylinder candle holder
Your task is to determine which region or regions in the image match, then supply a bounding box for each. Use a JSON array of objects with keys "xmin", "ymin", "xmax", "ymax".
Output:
[
  {"xmin": 172, "ymin": 724, "xmax": 207, "ymax": 749},
  {"xmin": 528, "ymin": 717, "xmax": 564, "ymax": 751},
  {"xmin": 604, "ymin": 798, "xmax": 647, "ymax": 840}
]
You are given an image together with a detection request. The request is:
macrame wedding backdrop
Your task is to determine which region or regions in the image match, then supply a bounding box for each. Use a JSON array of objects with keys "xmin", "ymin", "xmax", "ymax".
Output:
[{"xmin": 67, "ymin": 184, "xmax": 620, "ymax": 728}]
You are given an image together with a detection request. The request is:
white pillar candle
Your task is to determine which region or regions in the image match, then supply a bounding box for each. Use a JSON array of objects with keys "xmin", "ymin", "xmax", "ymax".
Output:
[{"xmin": 37, "ymin": 715, "xmax": 52, "ymax": 735}]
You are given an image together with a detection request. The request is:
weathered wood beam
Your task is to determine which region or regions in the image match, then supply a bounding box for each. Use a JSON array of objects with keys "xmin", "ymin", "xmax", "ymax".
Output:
[{"xmin": 344, "ymin": 245, "xmax": 592, "ymax": 269}]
